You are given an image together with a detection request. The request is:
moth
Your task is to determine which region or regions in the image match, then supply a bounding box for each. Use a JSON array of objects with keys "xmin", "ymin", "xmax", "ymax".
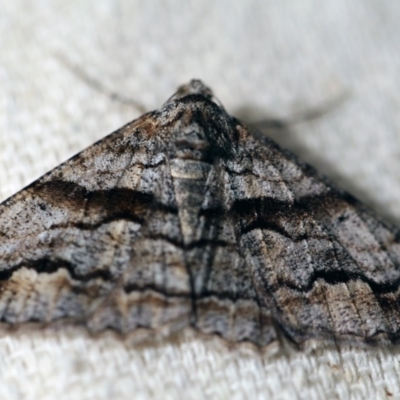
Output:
[{"xmin": 0, "ymin": 79, "xmax": 399, "ymax": 349}]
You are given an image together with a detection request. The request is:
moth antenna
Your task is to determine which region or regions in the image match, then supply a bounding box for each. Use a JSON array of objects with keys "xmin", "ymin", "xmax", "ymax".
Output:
[
  {"xmin": 252, "ymin": 89, "xmax": 350, "ymax": 132},
  {"xmin": 53, "ymin": 52, "xmax": 147, "ymax": 114}
]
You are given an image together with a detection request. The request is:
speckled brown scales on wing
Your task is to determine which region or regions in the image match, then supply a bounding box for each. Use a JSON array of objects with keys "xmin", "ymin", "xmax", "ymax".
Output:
[{"xmin": 1, "ymin": 79, "xmax": 400, "ymax": 348}]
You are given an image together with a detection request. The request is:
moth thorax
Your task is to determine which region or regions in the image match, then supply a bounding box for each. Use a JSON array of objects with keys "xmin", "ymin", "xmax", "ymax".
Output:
[{"xmin": 172, "ymin": 122, "xmax": 211, "ymax": 162}]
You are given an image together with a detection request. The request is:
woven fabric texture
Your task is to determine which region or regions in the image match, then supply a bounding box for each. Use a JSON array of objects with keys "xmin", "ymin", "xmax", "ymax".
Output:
[{"xmin": 1, "ymin": 1, "xmax": 400, "ymax": 399}]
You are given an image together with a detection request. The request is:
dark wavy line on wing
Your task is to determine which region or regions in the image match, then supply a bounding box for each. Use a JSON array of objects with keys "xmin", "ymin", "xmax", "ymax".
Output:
[
  {"xmin": 232, "ymin": 194, "xmax": 400, "ymax": 293},
  {"xmin": 0, "ymin": 257, "xmax": 113, "ymax": 282}
]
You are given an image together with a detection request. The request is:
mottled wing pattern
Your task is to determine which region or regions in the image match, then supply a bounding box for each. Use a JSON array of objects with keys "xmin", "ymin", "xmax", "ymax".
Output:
[
  {"xmin": 1, "ymin": 79, "xmax": 400, "ymax": 348},
  {"xmin": 0, "ymin": 111, "xmax": 194, "ymax": 335},
  {"xmin": 223, "ymin": 128, "xmax": 400, "ymax": 346}
]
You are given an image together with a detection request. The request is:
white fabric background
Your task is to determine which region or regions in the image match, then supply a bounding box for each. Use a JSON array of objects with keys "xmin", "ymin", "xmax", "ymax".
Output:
[{"xmin": 1, "ymin": 1, "xmax": 400, "ymax": 399}]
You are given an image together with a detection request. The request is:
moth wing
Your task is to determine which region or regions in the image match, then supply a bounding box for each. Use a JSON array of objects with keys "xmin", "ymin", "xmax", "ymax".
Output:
[
  {"xmin": 230, "ymin": 127, "xmax": 400, "ymax": 346},
  {"xmin": 2, "ymin": 89, "xmax": 400, "ymax": 349},
  {"xmin": 0, "ymin": 112, "xmax": 193, "ymax": 336}
]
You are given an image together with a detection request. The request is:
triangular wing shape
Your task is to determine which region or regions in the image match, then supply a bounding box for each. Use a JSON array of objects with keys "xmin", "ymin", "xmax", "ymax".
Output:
[
  {"xmin": 1, "ymin": 80, "xmax": 400, "ymax": 348},
  {"xmin": 0, "ymin": 110, "xmax": 194, "ymax": 337},
  {"xmin": 227, "ymin": 129, "xmax": 400, "ymax": 346}
]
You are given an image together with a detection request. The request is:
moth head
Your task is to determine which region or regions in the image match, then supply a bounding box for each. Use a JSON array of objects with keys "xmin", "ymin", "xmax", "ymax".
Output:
[
  {"xmin": 165, "ymin": 79, "xmax": 225, "ymax": 109},
  {"xmin": 161, "ymin": 80, "xmax": 238, "ymax": 160}
]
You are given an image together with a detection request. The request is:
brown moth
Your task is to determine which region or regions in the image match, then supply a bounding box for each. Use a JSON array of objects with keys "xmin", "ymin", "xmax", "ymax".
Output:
[{"xmin": 0, "ymin": 80, "xmax": 399, "ymax": 348}]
